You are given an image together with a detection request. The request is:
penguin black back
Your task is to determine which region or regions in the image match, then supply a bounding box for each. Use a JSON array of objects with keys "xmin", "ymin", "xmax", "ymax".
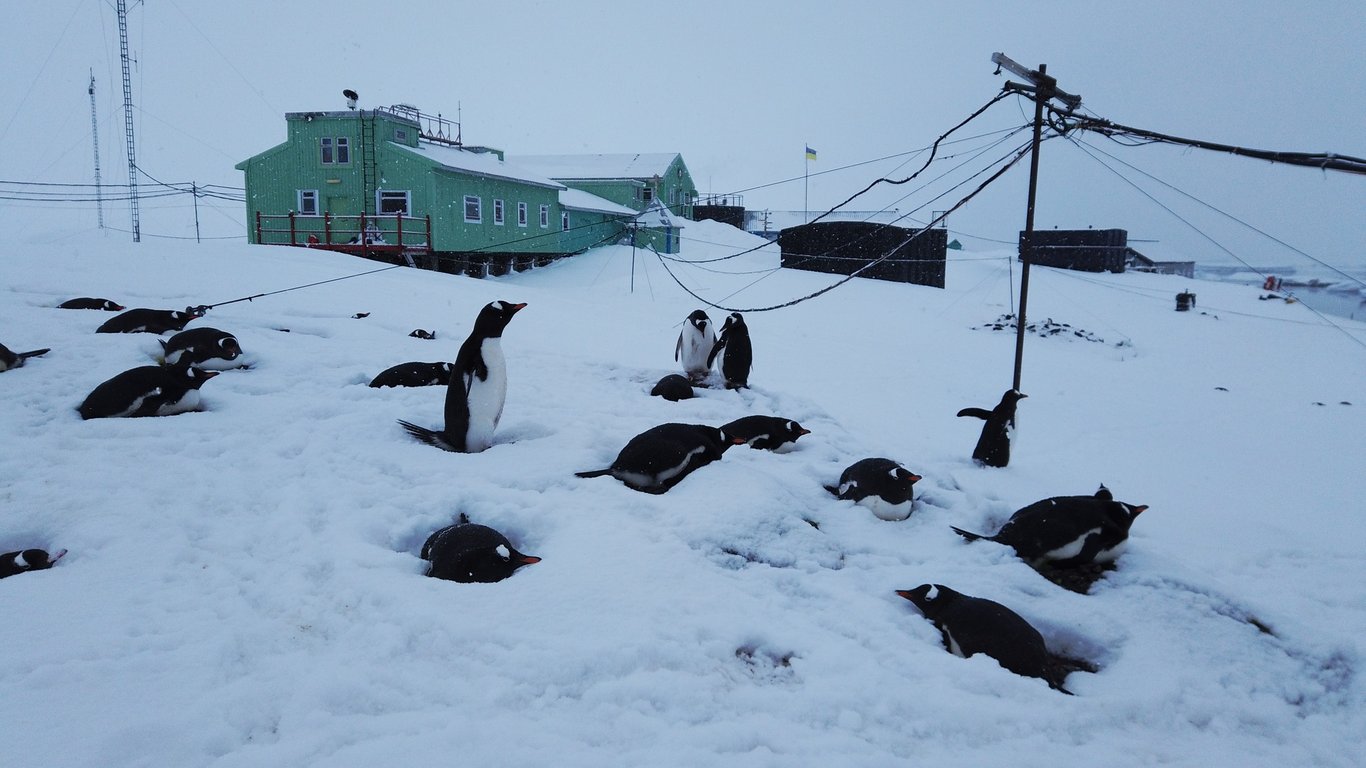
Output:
[
  {"xmin": 897, "ymin": 584, "xmax": 1072, "ymax": 693},
  {"xmin": 422, "ymin": 521, "xmax": 540, "ymax": 583},
  {"xmin": 650, "ymin": 374, "xmax": 695, "ymax": 402},
  {"xmin": 707, "ymin": 312, "xmax": 752, "ymax": 389},
  {"xmin": 576, "ymin": 422, "xmax": 741, "ymax": 494},
  {"xmin": 371, "ymin": 362, "xmax": 454, "ymax": 388},
  {"xmin": 0, "ymin": 548, "xmax": 67, "ymax": 579},
  {"xmin": 721, "ymin": 415, "xmax": 810, "ymax": 451},
  {"xmin": 59, "ymin": 297, "xmax": 125, "ymax": 311},
  {"xmin": 951, "ymin": 485, "xmax": 1148, "ymax": 568},
  {"xmin": 957, "ymin": 389, "xmax": 1026, "ymax": 467},
  {"xmin": 96, "ymin": 307, "xmax": 202, "ymax": 335}
]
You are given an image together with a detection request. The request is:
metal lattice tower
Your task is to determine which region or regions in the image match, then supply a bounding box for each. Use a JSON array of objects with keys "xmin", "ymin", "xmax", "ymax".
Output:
[
  {"xmin": 88, "ymin": 71, "xmax": 104, "ymax": 229},
  {"xmin": 116, "ymin": 0, "xmax": 139, "ymax": 242}
]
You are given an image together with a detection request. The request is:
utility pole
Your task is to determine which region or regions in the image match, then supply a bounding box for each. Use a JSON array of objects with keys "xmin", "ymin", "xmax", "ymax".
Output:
[
  {"xmin": 88, "ymin": 71, "xmax": 104, "ymax": 229},
  {"xmin": 991, "ymin": 52, "xmax": 1081, "ymax": 391},
  {"xmin": 192, "ymin": 182, "xmax": 201, "ymax": 243},
  {"xmin": 117, "ymin": 0, "xmax": 140, "ymax": 242}
]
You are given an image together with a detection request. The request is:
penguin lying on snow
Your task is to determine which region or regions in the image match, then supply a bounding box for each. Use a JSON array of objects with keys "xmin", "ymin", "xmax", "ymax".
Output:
[
  {"xmin": 650, "ymin": 374, "xmax": 695, "ymax": 402},
  {"xmin": 96, "ymin": 306, "xmax": 204, "ymax": 334},
  {"xmin": 675, "ymin": 309, "xmax": 716, "ymax": 383},
  {"xmin": 160, "ymin": 327, "xmax": 243, "ymax": 370},
  {"xmin": 399, "ymin": 300, "xmax": 526, "ymax": 453},
  {"xmin": 0, "ymin": 343, "xmax": 50, "ymax": 372},
  {"xmin": 59, "ymin": 297, "xmax": 125, "ymax": 311},
  {"xmin": 826, "ymin": 458, "xmax": 923, "ymax": 521},
  {"xmin": 371, "ymin": 362, "xmax": 454, "ymax": 388},
  {"xmin": 707, "ymin": 312, "xmax": 752, "ymax": 389},
  {"xmin": 576, "ymin": 423, "xmax": 744, "ymax": 494},
  {"xmin": 897, "ymin": 584, "xmax": 1075, "ymax": 694},
  {"xmin": 78, "ymin": 362, "xmax": 219, "ymax": 419},
  {"xmin": 422, "ymin": 516, "xmax": 540, "ymax": 583},
  {"xmin": 721, "ymin": 415, "xmax": 810, "ymax": 451},
  {"xmin": 0, "ymin": 548, "xmax": 67, "ymax": 579},
  {"xmin": 957, "ymin": 389, "xmax": 1026, "ymax": 467},
  {"xmin": 951, "ymin": 485, "xmax": 1148, "ymax": 568}
]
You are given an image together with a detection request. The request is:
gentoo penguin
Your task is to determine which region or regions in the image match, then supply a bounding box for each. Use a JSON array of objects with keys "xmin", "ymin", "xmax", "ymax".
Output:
[
  {"xmin": 0, "ymin": 548, "xmax": 67, "ymax": 579},
  {"xmin": 674, "ymin": 309, "xmax": 716, "ymax": 383},
  {"xmin": 896, "ymin": 584, "xmax": 1073, "ymax": 694},
  {"xmin": 160, "ymin": 327, "xmax": 243, "ymax": 370},
  {"xmin": 650, "ymin": 373, "xmax": 695, "ymax": 402},
  {"xmin": 825, "ymin": 458, "xmax": 923, "ymax": 521},
  {"xmin": 951, "ymin": 485, "xmax": 1148, "ymax": 568},
  {"xmin": 575, "ymin": 422, "xmax": 744, "ymax": 494},
  {"xmin": 96, "ymin": 306, "xmax": 203, "ymax": 335},
  {"xmin": 0, "ymin": 343, "xmax": 50, "ymax": 372},
  {"xmin": 398, "ymin": 300, "xmax": 526, "ymax": 453},
  {"xmin": 422, "ymin": 516, "xmax": 540, "ymax": 583},
  {"xmin": 707, "ymin": 312, "xmax": 752, "ymax": 389},
  {"xmin": 957, "ymin": 389, "xmax": 1027, "ymax": 467},
  {"xmin": 370, "ymin": 362, "xmax": 454, "ymax": 388},
  {"xmin": 59, "ymin": 297, "xmax": 125, "ymax": 311},
  {"xmin": 409, "ymin": 329, "xmax": 436, "ymax": 340},
  {"xmin": 78, "ymin": 362, "xmax": 219, "ymax": 419},
  {"xmin": 721, "ymin": 415, "xmax": 810, "ymax": 451}
]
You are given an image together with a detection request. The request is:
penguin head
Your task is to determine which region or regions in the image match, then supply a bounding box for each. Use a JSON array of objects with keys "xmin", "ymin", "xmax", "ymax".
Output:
[
  {"xmin": 475, "ymin": 301, "xmax": 527, "ymax": 337},
  {"xmin": 714, "ymin": 427, "xmax": 748, "ymax": 452},
  {"xmin": 687, "ymin": 310, "xmax": 711, "ymax": 332},
  {"xmin": 896, "ymin": 583, "xmax": 959, "ymax": 618},
  {"xmin": 218, "ymin": 336, "xmax": 242, "ymax": 360},
  {"xmin": 9, "ymin": 548, "xmax": 66, "ymax": 573},
  {"xmin": 891, "ymin": 464, "xmax": 923, "ymax": 487},
  {"xmin": 176, "ymin": 366, "xmax": 220, "ymax": 389},
  {"xmin": 722, "ymin": 312, "xmax": 746, "ymax": 332},
  {"xmin": 1119, "ymin": 502, "xmax": 1148, "ymax": 527},
  {"xmin": 441, "ymin": 542, "xmax": 541, "ymax": 583},
  {"xmin": 103, "ymin": 300, "xmax": 126, "ymax": 311},
  {"xmin": 785, "ymin": 421, "xmax": 811, "ymax": 440},
  {"xmin": 1000, "ymin": 390, "xmax": 1027, "ymax": 407}
]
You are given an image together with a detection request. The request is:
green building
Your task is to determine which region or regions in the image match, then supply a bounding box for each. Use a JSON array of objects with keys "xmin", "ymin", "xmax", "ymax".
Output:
[{"xmin": 234, "ymin": 104, "xmax": 691, "ymax": 275}]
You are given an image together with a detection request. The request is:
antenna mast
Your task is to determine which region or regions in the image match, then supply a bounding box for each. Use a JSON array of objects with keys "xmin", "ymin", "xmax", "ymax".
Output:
[
  {"xmin": 116, "ymin": 0, "xmax": 140, "ymax": 242},
  {"xmin": 88, "ymin": 71, "xmax": 105, "ymax": 229}
]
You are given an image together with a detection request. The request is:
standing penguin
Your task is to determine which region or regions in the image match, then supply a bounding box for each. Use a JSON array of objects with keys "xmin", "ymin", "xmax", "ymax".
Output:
[
  {"xmin": 78, "ymin": 362, "xmax": 219, "ymax": 419},
  {"xmin": 59, "ymin": 297, "xmax": 125, "ymax": 311},
  {"xmin": 825, "ymin": 458, "xmax": 923, "ymax": 521},
  {"xmin": 896, "ymin": 584, "xmax": 1074, "ymax": 693},
  {"xmin": 398, "ymin": 300, "xmax": 526, "ymax": 453},
  {"xmin": 96, "ymin": 306, "xmax": 203, "ymax": 335},
  {"xmin": 575, "ymin": 422, "xmax": 743, "ymax": 494},
  {"xmin": 675, "ymin": 309, "xmax": 716, "ymax": 383},
  {"xmin": 160, "ymin": 327, "xmax": 243, "ymax": 370},
  {"xmin": 0, "ymin": 548, "xmax": 67, "ymax": 579},
  {"xmin": 950, "ymin": 485, "xmax": 1148, "ymax": 568},
  {"xmin": 707, "ymin": 312, "xmax": 752, "ymax": 389},
  {"xmin": 957, "ymin": 389, "xmax": 1026, "ymax": 467},
  {"xmin": 721, "ymin": 415, "xmax": 810, "ymax": 451},
  {"xmin": 0, "ymin": 343, "xmax": 50, "ymax": 372},
  {"xmin": 422, "ymin": 516, "xmax": 541, "ymax": 583}
]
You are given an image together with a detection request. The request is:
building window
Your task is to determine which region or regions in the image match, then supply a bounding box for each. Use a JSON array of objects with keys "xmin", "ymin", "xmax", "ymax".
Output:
[
  {"xmin": 321, "ymin": 137, "xmax": 333, "ymax": 164},
  {"xmin": 494, "ymin": 199, "xmax": 505, "ymax": 225},
  {"xmin": 517, "ymin": 202, "xmax": 528, "ymax": 227},
  {"xmin": 464, "ymin": 195, "xmax": 482, "ymax": 223},
  {"xmin": 336, "ymin": 137, "xmax": 350, "ymax": 164},
  {"xmin": 297, "ymin": 189, "xmax": 319, "ymax": 216},
  {"xmin": 642, "ymin": 187, "xmax": 654, "ymax": 202},
  {"xmin": 561, "ymin": 211, "xmax": 569, "ymax": 231},
  {"xmin": 321, "ymin": 137, "xmax": 350, "ymax": 164},
  {"xmin": 539, "ymin": 204, "xmax": 549, "ymax": 228},
  {"xmin": 377, "ymin": 190, "xmax": 410, "ymax": 215},
  {"xmin": 670, "ymin": 188, "xmax": 678, "ymax": 205},
  {"xmin": 394, "ymin": 128, "xmax": 408, "ymax": 141}
]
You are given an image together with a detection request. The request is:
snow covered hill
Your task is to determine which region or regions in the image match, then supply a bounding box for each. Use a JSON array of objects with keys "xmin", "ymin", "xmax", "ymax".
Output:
[{"xmin": 2, "ymin": 220, "xmax": 1363, "ymax": 766}]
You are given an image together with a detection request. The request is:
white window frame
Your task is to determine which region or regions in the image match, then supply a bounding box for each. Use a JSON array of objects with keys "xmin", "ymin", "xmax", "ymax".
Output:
[
  {"xmin": 335, "ymin": 137, "xmax": 350, "ymax": 164},
  {"xmin": 320, "ymin": 137, "xmax": 334, "ymax": 164},
  {"xmin": 539, "ymin": 204, "xmax": 549, "ymax": 228},
  {"xmin": 517, "ymin": 202, "xmax": 528, "ymax": 227},
  {"xmin": 377, "ymin": 190, "xmax": 411, "ymax": 216},
  {"xmin": 561, "ymin": 211, "xmax": 569, "ymax": 231},
  {"xmin": 464, "ymin": 195, "xmax": 482, "ymax": 223},
  {"xmin": 297, "ymin": 189, "xmax": 319, "ymax": 216},
  {"xmin": 493, "ymin": 199, "xmax": 505, "ymax": 226}
]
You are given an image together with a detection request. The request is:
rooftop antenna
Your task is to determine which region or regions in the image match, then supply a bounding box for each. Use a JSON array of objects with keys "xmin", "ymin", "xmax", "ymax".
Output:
[
  {"xmin": 343, "ymin": 89, "xmax": 359, "ymax": 110},
  {"xmin": 116, "ymin": 0, "xmax": 140, "ymax": 242},
  {"xmin": 88, "ymin": 69, "xmax": 105, "ymax": 229}
]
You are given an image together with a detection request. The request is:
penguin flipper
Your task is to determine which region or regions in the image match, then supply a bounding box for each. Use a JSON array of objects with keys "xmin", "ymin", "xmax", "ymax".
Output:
[
  {"xmin": 950, "ymin": 526, "xmax": 989, "ymax": 542},
  {"xmin": 574, "ymin": 468, "xmax": 614, "ymax": 479},
  {"xmin": 706, "ymin": 338, "xmax": 726, "ymax": 368},
  {"xmin": 397, "ymin": 420, "xmax": 461, "ymax": 452},
  {"xmin": 957, "ymin": 408, "xmax": 992, "ymax": 420},
  {"xmin": 674, "ymin": 332, "xmax": 683, "ymax": 362}
]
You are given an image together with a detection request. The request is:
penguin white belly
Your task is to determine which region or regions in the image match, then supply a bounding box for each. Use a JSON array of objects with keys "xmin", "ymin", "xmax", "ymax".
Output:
[
  {"xmin": 156, "ymin": 389, "xmax": 201, "ymax": 416},
  {"xmin": 679, "ymin": 332, "xmax": 712, "ymax": 375},
  {"xmin": 858, "ymin": 496, "xmax": 914, "ymax": 522},
  {"xmin": 1041, "ymin": 527, "xmax": 1102, "ymax": 562},
  {"xmin": 464, "ymin": 340, "xmax": 507, "ymax": 452}
]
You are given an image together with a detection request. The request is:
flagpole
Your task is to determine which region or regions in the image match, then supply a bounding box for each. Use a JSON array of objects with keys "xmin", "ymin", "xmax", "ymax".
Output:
[{"xmin": 804, "ymin": 144, "xmax": 809, "ymax": 225}]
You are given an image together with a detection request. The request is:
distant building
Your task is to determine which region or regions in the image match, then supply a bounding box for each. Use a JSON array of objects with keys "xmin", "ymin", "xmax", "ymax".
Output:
[{"xmin": 1022, "ymin": 228, "xmax": 1194, "ymax": 277}]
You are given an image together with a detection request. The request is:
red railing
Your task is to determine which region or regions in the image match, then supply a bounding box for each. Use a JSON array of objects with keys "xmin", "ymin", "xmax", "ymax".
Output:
[{"xmin": 254, "ymin": 211, "xmax": 432, "ymax": 258}]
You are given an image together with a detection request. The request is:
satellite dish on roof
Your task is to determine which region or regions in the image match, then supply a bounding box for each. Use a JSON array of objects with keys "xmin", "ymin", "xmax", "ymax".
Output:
[{"xmin": 343, "ymin": 89, "xmax": 359, "ymax": 109}]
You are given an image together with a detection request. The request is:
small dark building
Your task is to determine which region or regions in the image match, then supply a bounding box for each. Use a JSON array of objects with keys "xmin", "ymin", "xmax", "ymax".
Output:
[
  {"xmin": 1023, "ymin": 228, "xmax": 1130, "ymax": 272},
  {"xmin": 693, "ymin": 193, "xmax": 746, "ymax": 228},
  {"xmin": 779, "ymin": 222, "xmax": 946, "ymax": 288}
]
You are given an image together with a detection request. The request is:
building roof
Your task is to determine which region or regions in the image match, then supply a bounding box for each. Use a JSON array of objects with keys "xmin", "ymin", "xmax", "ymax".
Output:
[
  {"xmin": 634, "ymin": 201, "xmax": 685, "ymax": 229},
  {"xmin": 516, "ymin": 153, "xmax": 681, "ymax": 181},
  {"xmin": 558, "ymin": 188, "xmax": 638, "ymax": 216},
  {"xmin": 391, "ymin": 141, "xmax": 566, "ymax": 190}
]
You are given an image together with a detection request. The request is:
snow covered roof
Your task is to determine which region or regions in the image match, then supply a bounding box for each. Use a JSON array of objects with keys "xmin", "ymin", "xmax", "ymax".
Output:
[
  {"xmin": 633, "ymin": 201, "xmax": 685, "ymax": 229},
  {"xmin": 516, "ymin": 153, "xmax": 681, "ymax": 181},
  {"xmin": 558, "ymin": 188, "xmax": 637, "ymax": 216},
  {"xmin": 391, "ymin": 141, "xmax": 565, "ymax": 190}
]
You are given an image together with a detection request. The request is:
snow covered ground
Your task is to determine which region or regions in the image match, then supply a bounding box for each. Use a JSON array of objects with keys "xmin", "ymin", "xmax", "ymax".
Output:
[{"xmin": 2, "ymin": 220, "xmax": 1363, "ymax": 766}]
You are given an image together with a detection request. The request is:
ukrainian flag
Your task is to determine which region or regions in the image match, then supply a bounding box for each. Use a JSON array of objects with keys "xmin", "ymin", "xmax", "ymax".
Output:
[{"xmin": 805, "ymin": 146, "xmax": 817, "ymax": 161}]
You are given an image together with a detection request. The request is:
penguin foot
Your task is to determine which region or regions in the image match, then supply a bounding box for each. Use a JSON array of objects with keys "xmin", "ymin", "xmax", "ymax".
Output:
[{"xmin": 397, "ymin": 420, "xmax": 460, "ymax": 452}]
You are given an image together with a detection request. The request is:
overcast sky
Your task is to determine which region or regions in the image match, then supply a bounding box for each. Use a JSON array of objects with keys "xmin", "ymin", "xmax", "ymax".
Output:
[{"xmin": 3, "ymin": 0, "xmax": 1362, "ymax": 268}]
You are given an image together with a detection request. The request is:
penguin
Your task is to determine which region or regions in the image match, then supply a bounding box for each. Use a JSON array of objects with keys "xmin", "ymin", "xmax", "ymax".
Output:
[
  {"xmin": 59, "ymin": 297, "xmax": 125, "ymax": 311},
  {"xmin": 721, "ymin": 415, "xmax": 810, "ymax": 451},
  {"xmin": 78, "ymin": 362, "xmax": 219, "ymax": 419},
  {"xmin": 957, "ymin": 389, "xmax": 1027, "ymax": 467},
  {"xmin": 370, "ymin": 362, "xmax": 454, "ymax": 388},
  {"xmin": 409, "ymin": 329, "xmax": 436, "ymax": 340},
  {"xmin": 706, "ymin": 312, "xmax": 752, "ymax": 389},
  {"xmin": 896, "ymin": 584, "xmax": 1073, "ymax": 694},
  {"xmin": 398, "ymin": 300, "xmax": 526, "ymax": 453},
  {"xmin": 674, "ymin": 309, "xmax": 716, "ymax": 383},
  {"xmin": 0, "ymin": 343, "xmax": 50, "ymax": 372},
  {"xmin": 0, "ymin": 548, "xmax": 67, "ymax": 579},
  {"xmin": 575, "ymin": 422, "xmax": 744, "ymax": 494},
  {"xmin": 160, "ymin": 327, "xmax": 243, "ymax": 370},
  {"xmin": 951, "ymin": 485, "xmax": 1148, "ymax": 568},
  {"xmin": 422, "ymin": 516, "xmax": 540, "ymax": 583},
  {"xmin": 96, "ymin": 306, "xmax": 203, "ymax": 335},
  {"xmin": 650, "ymin": 373, "xmax": 695, "ymax": 402},
  {"xmin": 825, "ymin": 458, "xmax": 923, "ymax": 521}
]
